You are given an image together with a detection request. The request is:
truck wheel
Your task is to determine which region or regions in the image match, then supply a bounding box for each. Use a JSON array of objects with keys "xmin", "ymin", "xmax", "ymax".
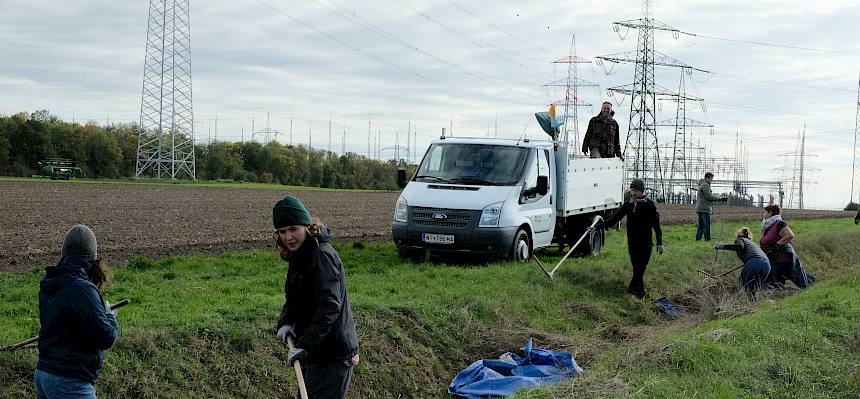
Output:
[
  {"xmin": 587, "ymin": 228, "xmax": 604, "ymax": 256},
  {"xmin": 398, "ymin": 247, "xmax": 426, "ymax": 263},
  {"xmin": 509, "ymin": 229, "xmax": 531, "ymax": 262}
]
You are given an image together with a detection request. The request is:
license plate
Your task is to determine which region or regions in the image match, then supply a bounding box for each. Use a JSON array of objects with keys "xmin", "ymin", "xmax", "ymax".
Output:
[{"xmin": 421, "ymin": 233, "xmax": 455, "ymax": 244}]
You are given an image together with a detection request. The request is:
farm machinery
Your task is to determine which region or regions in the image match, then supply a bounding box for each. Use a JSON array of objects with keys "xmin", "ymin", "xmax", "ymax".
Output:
[{"xmin": 32, "ymin": 159, "xmax": 83, "ymax": 180}]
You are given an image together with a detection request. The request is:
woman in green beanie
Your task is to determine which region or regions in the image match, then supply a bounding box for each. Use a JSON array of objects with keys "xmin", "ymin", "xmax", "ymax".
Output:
[{"xmin": 272, "ymin": 195, "xmax": 359, "ymax": 399}]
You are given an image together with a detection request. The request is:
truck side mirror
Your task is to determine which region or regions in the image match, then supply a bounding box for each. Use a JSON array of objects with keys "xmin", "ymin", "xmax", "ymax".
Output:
[
  {"xmin": 536, "ymin": 175, "xmax": 548, "ymax": 195},
  {"xmin": 396, "ymin": 168, "xmax": 408, "ymax": 189}
]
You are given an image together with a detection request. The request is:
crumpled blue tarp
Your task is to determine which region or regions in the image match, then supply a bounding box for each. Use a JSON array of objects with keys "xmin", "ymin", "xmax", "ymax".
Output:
[
  {"xmin": 652, "ymin": 296, "xmax": 679, "ymax": 319},
  {"xmin": 447, "ymin": 339, "xmax": 583, "ymax": 398}
]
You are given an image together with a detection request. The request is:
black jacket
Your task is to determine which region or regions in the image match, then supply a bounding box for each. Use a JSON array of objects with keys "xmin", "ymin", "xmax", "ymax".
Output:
[
  {"xmin": 582, "ymin": 114, "xmax": 622, "ymax": 157},
  {"xmin": 599, "ymin": 196, "xmax": 663, "ymax": 247},
  {"xmin": 277, "ymin": 227, "xmax": 359, "ymax": 365},
  {"xmin": 37, "ymin": 257, "xmax": 118, "ymax": 384}
]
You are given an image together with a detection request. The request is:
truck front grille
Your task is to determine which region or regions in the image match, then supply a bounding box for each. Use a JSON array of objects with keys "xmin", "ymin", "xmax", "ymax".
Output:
[{"xmin": 411, "ymin": 207, "xmax": 472, "ymax": 229}]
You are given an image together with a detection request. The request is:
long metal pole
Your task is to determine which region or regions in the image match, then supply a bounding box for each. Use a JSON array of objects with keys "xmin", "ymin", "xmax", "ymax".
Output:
[{"xmin": 851, "ymin": 71, "xmax": 860, "ymax": 204}]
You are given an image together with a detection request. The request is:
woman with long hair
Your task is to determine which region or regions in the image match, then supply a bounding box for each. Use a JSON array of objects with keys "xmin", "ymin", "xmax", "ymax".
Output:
[
  {"xmin": 35, "ymin": 224, "xmax": 119, "ymax": 399},
  {"xmin": 759, "ymin": 204, "xmax": 815, "ymax": 288},
  {"xmin": 272, "ymin": 195, "xmax": 359, "ymax": 398}
]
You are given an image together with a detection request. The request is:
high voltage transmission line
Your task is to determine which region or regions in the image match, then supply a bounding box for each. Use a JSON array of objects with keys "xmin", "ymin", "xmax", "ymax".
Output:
[{"xmin": 256, "ymin": 0, "xmax": 542, "ymax": 106}]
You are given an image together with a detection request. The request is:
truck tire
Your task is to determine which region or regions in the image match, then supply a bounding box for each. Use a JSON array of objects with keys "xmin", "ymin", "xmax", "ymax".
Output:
[
  {"xmin": 398, "ymin": 247, "xmax": 426, "ymax": 263},
  {"xmin": 509, "ymin": 228, "xmax": 531, "ymax": 262},
  {"xmin": 586, "ymin": 227, "xmax": 604, "ymax": 256}
]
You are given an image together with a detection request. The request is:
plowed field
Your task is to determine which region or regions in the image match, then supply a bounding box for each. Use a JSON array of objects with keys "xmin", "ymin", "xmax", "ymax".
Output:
[{"xmin": 0, "ymin": 181, "xmax": 852, "ymax": 272}]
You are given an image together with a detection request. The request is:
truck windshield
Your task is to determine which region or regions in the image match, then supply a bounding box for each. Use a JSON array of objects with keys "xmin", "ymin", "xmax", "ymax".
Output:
[{"xmin": 414, "ymin": 144, "xmax": 530, "ymax": 186}]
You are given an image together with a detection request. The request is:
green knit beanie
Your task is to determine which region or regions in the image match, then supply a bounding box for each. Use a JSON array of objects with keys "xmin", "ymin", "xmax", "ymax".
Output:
[
  {"xmin": 630, "ymin": 178, "xmax": 646, "ymax": 192},
  {"xmin": 272, "ymin": 195, "xmax": 311, "ymax": 229}
]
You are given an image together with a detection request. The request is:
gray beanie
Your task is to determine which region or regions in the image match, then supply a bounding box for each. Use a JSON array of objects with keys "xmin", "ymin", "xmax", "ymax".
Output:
[{"xmin": 62, "ymin": 224, "xmax": 98, "ymax": 261}]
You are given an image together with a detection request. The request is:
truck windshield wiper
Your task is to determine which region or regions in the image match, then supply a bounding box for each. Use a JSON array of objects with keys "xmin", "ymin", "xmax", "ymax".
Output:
[
  {"xmin": 414, "ymin": 175, "xmax": 452, "ymax": 184},
  {"xmin": 448, "ymin": 177, "xmax": 500, "ymax": 186}
]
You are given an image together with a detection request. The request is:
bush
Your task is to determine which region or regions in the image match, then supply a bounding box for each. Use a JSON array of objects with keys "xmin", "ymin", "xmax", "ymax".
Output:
[{"xmin": 844, "ymin": 202, "xmax": 859, "ymax": 211}]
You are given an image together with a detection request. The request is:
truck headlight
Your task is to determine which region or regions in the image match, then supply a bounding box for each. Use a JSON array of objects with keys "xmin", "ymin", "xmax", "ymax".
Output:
[
  {"xmin": 479, "ymin": 201, "xmax": 503, "ymax": 227},
  {"xmin": 394, "ymin": 196, "xmax": 408, "ymax": 223}
]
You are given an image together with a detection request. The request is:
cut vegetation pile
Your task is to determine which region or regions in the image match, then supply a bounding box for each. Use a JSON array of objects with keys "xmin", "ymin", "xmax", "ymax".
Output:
[{"xmin": 1, "ymin": 218, "xmax": 858, "ymax": 398}]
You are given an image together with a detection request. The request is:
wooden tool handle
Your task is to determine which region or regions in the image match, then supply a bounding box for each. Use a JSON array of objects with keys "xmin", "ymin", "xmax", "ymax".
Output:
[{"xmin": 287, "ymin": 336, "xmax": 309, "ymax": 399}]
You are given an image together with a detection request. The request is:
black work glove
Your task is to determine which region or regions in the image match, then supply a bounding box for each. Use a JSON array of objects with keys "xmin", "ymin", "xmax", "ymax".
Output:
[{"xmin": 287, "ymin": 347, "xmax": 307, "ymax": 365}]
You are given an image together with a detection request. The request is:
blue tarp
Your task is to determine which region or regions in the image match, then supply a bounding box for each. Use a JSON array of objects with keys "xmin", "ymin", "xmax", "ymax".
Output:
[
  {"xmin": 448, "ymin": 339, "xmax": 583, "ymax": 398},
  {"xmin": 652, "ymin": 296, "xmax": 679, "ymax": 319}
]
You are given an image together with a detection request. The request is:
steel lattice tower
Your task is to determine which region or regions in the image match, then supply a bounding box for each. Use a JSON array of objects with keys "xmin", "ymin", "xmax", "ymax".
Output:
[
  {"xmin": 596, "ymin": 0, "xmax": 706, "ymax": 194},
  {"xmin": 136, "ymin": 0, "xmax": 195, "ymax": 179},
  {"xmin": 655, "ymin": 72, "xmax": 712, "ymax": 196},
  {"xmin": 544, "ymin": 35, "xmax": 597, "ymax": 155}
]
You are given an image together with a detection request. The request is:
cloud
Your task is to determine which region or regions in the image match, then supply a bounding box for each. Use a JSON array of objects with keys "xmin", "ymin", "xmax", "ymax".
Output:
[{"xmin": 0, "ymin": 0, "xmax": 858, "ymax": 208}]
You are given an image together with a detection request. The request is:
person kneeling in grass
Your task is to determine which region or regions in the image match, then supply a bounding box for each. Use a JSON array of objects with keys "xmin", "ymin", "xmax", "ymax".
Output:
[
  {"xmin": 273, "ymin": 195, "xmax": 359, "ymax": 399},
  {"xmin": 35, "ymin": 225, "xmax": 119, "ymax": 399},
  {"xmin": 714, "ymin": 227, "xmax": 771, "ymax": 299}
]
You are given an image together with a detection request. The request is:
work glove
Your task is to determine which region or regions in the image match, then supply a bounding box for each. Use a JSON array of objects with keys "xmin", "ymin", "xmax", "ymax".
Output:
[
  {"xmin": 714, "ymin": 242, "xmax": 724, "ymax": 250},
  {"xmin": 656, "ymin": 245, "xmax": 664, "ymax": 255},
  {"xmin": 287, "ymin": 347, "xmax": 307, "ymax": 365},
  {"xmin": 103, "ymin": 299, "xmax": 117, "ymax": 317},
  {"xmin": 855, "ymin": 216, "xmax": 859, "ymax": 225},
  {"xmin": 276, "ymin": 324, "xmax": 295, "ymax": 342}
]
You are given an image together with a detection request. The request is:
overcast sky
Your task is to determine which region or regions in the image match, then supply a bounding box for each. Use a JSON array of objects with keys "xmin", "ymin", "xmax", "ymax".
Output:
[{"xmin": 1, "ymin": 0, "xmax": 859, "ymax": 209}]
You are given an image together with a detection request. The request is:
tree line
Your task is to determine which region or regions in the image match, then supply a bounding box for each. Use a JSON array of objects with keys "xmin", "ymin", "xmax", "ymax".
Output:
[{"xmin": 0, "ymin": 111, "xmax": 415, "ymax": 190}]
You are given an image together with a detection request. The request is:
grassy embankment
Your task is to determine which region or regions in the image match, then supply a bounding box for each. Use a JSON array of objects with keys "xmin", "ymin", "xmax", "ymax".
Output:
[
  {"xmin": 0, "ymin": 176, "xmax": 392, "ymax": 193},
  {"xmin": 1, "ymin": 218, "xmax": 858, "ymax": 398}
]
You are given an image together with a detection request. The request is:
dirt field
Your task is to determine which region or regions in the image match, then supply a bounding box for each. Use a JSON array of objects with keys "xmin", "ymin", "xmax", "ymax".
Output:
[{"xmin": 0, "ymin": 181, "xmax": 853, "ymax": 272}]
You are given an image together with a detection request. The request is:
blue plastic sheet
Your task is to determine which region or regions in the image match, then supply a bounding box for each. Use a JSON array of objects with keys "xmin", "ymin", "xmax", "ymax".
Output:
[
  {"xmin": 652, "ymin": 296, "xmax": 679, "ymax": 318},
  {"xmin": 448, "ymin": 339, "xmax": 583, "ymax": 398}
]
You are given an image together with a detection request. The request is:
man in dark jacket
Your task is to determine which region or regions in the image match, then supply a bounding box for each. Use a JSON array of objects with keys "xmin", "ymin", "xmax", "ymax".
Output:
[
  {"xmin": 695, "ymin": 172, "xmax": 727, "ymax": 241},
  {"xmin": 595, "ymin": 179, "xmax": 663, "ymax": 299},
  {"xmin": 582, "ymin": 101, "xmax": 622, "ymax": 158},
  {"xmin": 36, "ymin": 225, "xmax": 119, "ymax": 398},
  {"xmin": 274, "ymin": 195, "xmax": 359, "ymax": 399}
]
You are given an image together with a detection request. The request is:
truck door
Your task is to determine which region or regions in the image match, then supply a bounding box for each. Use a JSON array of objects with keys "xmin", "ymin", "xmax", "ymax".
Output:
[{"xmin": 519, "ymin": 149, "xmax": 555, "ymax": 248}]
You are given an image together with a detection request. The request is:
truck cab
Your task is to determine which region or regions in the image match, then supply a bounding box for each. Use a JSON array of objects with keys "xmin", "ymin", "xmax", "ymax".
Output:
[{"xmin": 392, "ymin": 136, "xmax": 624, "ymax": 262}]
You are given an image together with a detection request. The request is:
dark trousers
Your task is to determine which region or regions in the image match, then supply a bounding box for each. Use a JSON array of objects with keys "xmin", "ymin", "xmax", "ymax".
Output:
[
  {"xmin": 696, "ymin": 212, "xmax": 711, "ymax": 241},
  {"xmin": 627, "ymin": 244, "xmax": 652, "ymax": 298},
  {"xmin": 740, "ymin": 258, "xmax": 771, "ymax": 298},
  {"xmin": 298, "ymin": 362, "xmax": 353, "ymax": 399}
]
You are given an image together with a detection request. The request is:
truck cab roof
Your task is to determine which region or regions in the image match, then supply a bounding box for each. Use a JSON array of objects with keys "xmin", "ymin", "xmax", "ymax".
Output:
[{"xmin": 430, "ymin": 136, "xmax": 555, "ymax": 150}]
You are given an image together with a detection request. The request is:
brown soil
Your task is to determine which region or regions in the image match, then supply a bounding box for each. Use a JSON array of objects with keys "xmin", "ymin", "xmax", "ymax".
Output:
[
  {"xmin": 1, "ymin": 181, "xmax": 851, "ymax": 272},
  {"xmin": 0, "ymin": 181, "xmax": 399, "ymax": 272}
]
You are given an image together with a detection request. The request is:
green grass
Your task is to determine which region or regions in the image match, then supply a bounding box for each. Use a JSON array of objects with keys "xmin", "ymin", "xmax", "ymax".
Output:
[
  {"xmin": 0, "ymin": 176, "xmax": 393, "ymax": 192},
  {"xmin": 1, "ymin": 218, "xmax": 858, "ymax": 398}
]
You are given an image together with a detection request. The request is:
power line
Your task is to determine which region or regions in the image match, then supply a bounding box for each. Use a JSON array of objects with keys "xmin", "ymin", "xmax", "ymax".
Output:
[
  {"xmin": 255, "ymin": 0, "xmax": 541, "ymax": 106},
  {"xmin": 392, "ymin": 0, "xmax": 553, "ymax": 79},
  {"xmin": 447, "ymin": 1, "xmax": 555, "ymax": 57},
  {"xmin": 678, "ymin": 31, "xmax": 860, "ymax": 57},
  {"xmin": 311, "ymin": 0, "xmax": 544, "ymax": 92}
]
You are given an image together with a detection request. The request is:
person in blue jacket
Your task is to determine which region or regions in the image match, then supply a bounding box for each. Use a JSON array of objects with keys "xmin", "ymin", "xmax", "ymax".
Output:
[{"xmin": 35, "ymin": 225, "xmax": 119, "ymax": 399}]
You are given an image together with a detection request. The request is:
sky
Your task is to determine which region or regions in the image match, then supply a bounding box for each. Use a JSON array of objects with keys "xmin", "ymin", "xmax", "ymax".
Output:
[{"xmin": 1, "ymin": 0, "xmax": 859, "ymax": 209}]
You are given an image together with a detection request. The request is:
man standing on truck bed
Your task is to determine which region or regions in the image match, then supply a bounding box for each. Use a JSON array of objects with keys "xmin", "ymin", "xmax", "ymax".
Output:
[
  {"xmin": 595, "ymin": 178, "xmax": 664, "ymax": 299},
  {"xmin": 582, "ymin": 101, "xmax": 622, "ymax": 159}
]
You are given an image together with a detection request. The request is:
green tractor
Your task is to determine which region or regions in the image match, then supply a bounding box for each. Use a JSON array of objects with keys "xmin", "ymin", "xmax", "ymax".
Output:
[{"xmin": 32, "ymin": 159, "xmax": 83, "ymax": 180}]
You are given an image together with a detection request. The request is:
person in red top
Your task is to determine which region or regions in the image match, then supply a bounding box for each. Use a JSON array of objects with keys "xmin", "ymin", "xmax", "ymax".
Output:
[{"xmin": 759, "ymin": 204, "xmax": 815, "ymax": 288}]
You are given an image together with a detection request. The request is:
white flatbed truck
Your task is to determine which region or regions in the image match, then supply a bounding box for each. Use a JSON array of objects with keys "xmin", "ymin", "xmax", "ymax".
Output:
[{"xmin": 392, "ymin": 134, "xmax": 625, "ymax": 261}]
